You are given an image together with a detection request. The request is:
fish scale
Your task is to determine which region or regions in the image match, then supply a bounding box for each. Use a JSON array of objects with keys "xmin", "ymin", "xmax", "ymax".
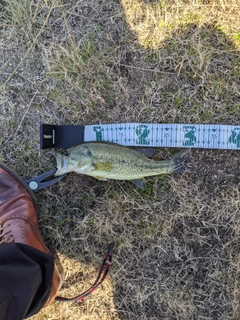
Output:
[
  {"xmin": 55, "ymin": 142, "xmax": 195, "ymax": 189},
  {"xmin": 83, "ymin": 143, "xmax": 171, "ymax": 175}
]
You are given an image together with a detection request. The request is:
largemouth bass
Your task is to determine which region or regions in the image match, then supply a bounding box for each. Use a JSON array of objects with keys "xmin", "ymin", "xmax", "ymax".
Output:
[{"xmin": 55, "ymin": 142, "xmax": 195, "ymax": 189}]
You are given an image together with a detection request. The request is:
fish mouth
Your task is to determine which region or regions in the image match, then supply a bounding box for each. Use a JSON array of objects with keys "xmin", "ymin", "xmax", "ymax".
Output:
[{"xmin": 55, "ymin": 154, "xmax": 68, "ymax": 176}]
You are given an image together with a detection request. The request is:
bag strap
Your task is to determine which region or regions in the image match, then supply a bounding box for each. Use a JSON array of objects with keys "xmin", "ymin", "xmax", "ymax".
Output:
[{"xmin": 55, "ymin": 243, "xmax": 114, "ymax": 302}]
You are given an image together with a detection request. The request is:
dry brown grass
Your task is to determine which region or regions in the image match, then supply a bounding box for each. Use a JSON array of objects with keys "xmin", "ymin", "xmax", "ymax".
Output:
[{"xmin": 0, "ymin": 0, "xmax": 240, "ymax": 319}]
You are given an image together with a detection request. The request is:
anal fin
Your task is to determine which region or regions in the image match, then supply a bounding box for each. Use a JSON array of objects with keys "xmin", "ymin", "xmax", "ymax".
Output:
[{"xmin": 130, "ymin": 179, "xmax": 146, "ymax": 189}]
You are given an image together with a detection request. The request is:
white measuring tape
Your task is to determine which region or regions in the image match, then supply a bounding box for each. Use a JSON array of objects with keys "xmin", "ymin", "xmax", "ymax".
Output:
[{"xmin": 84, "ymin": 123, "xmax": 240, "ymax": 150}]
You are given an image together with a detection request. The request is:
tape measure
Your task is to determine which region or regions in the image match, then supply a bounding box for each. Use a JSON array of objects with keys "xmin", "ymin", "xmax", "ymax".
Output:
[
  {"xmin": 84, "ymin": 123, "xmax": 240, "ymax": 150},
  {"xmin": 40, "ymin": 123, "xmax": 240, "ymax": 150}
]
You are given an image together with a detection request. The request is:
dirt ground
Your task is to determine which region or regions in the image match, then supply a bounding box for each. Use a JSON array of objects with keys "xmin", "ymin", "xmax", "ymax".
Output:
[{"xmin": 1, "ymin": 0, "xmax": 240, "ymax": 319}]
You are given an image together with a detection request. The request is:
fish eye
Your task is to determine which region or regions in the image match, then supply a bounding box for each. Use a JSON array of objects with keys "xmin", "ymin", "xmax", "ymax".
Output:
[{"xmin": 64, "ymin": 150, "xmax": 69, "ymax": 156}]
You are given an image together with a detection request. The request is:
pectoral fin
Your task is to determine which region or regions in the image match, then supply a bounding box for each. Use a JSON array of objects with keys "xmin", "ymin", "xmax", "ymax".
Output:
[
  {"xmin": 130, "ymin": 179, "xmax": 146, "ymax": 189},
  {"xmin": 93, "ymin": 162, "xmax": 113, "ymax": 172}
]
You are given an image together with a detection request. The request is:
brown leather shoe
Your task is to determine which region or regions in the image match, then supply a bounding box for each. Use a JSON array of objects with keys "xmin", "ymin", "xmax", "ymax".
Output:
[{"xmin": 0, "ymin": 163, "xmax": 63, "ymax": 306}]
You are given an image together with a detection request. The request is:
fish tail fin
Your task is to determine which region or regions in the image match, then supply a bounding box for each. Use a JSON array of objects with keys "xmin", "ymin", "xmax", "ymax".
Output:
[{"xmin": 171, "ymin": 149, "xmax": 196, "ymax": 174}]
